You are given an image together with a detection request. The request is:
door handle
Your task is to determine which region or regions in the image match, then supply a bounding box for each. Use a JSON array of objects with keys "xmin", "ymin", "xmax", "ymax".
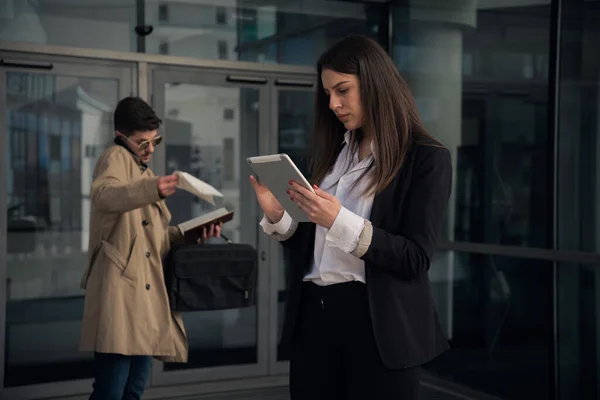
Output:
[
  {"xmin": 0, "ymin": 59, "xmax": 53, "ymax": 70},
  {"xmin": 226, "ymin": 75, "xmax": 267, "ymax": 84},
  {"xmin": 274, "ymin": 79, "xmax": 314, "ymax": 88}
]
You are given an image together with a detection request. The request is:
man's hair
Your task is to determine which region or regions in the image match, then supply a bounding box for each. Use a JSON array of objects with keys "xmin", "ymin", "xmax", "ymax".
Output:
[{"xmin": 114, "ymin": 96, "xmax": 162, "ymax": 136}]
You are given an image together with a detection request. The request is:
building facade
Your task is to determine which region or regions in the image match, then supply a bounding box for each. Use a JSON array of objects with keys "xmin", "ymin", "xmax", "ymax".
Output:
[{"xmin": 0, "ymin": 0, "xmax": 598, "ymax": 399}]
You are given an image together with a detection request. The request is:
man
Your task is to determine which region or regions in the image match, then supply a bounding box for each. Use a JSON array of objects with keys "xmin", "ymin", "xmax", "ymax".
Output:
[{"xmin": 79, "ymin": 97, "xmax": 220, "ymax": 399}]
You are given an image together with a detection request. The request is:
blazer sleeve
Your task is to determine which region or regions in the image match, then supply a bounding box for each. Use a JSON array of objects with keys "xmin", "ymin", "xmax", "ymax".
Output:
[
  {"xmin": 360, "ymin": 146, "xmax": 452, "ymax": 279},
  {"xmin": 91, "ymin": 149, "xmax": 162, "ymax": 213}
]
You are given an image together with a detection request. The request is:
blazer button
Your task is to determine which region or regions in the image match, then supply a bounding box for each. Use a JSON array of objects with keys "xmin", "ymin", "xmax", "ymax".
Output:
[
  {"xmin": 142, "ymin": 219, "xmax": 149, "ymax": 226},
  {"xmin": 146, "ymin": 283, "xmax": 150, "ymax": 290},
  {"xmin": 145, "ymin": 251, "xmax": 150, "ymax": 258}
]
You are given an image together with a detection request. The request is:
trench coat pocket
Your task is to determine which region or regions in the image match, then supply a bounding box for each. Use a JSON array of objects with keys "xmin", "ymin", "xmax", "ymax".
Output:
[
  {"xmin": 101, "ymin": 238, "xmax": 139, "ymax": 284},
  {"xmin": 80, "ymin": 243, "xmax": 102, "ymax": 290}
]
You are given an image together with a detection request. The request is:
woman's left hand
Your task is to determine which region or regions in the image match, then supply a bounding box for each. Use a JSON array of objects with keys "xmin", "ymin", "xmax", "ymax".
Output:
[{"xmin": 288, "ymin": 181, "xmax": 341, "ymax": 229}]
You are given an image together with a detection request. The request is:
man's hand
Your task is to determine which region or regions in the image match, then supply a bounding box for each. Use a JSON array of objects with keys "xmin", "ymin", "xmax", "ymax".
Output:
[
  {"xmin": 196, "ymin": 222, "xmax": 222, "ymax": 244},
  {"xmin": 157, "ymin": 174, "xmax": 179, "ymax": 198}
]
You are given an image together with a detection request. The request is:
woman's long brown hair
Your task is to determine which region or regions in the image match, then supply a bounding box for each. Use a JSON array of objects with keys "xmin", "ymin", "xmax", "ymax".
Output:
[{"xmin": 310, "ymin": 35, "xmax": 443, "ymax": 196}]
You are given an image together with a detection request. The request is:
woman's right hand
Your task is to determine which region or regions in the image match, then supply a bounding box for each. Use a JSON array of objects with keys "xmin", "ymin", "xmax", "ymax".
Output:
[{"xmin": 249, "ymin": 175, "xmax": 284, "ymax": 223}]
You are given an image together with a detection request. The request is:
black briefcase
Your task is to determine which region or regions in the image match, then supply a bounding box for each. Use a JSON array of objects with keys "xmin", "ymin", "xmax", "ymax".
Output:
[{"xmin": 164, "ymin": 243, "xmax": 258, "ymax": 312}]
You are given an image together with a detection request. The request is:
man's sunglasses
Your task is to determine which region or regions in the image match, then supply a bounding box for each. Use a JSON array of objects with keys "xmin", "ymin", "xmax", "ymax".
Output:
[{"xmin": 122, "ymin": 135, "xmax": 163, "ymax": 150}]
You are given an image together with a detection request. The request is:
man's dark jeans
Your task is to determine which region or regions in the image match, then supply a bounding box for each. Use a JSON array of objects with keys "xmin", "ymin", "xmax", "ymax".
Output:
[{"xmin": 90, "ymin": 352, "xmax": 153, "ymax": 400}]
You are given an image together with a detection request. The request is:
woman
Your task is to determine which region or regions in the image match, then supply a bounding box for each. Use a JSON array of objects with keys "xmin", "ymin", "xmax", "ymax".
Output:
[{"xmin": 250, "ymin": 35, "xmax": 452, "ymax": 399}]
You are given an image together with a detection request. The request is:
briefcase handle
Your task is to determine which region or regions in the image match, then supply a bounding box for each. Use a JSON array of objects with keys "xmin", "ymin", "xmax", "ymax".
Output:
[
  {"xmin": 196, "ymin": 233, "xmax": 232, "ymax": 245},
  {"xmin": 219, "ymin": 234, "xmax": 233, "ymax": 244}
]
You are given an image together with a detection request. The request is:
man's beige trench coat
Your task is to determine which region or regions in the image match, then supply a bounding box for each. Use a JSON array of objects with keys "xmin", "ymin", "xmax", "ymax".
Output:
[{"xmin": 79, "ymin": 142, "xmax": 187, "ymax": 362}]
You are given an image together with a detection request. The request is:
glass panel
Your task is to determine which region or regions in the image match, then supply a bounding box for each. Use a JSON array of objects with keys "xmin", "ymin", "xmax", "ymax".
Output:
[
  {"xmin": 145, "ymin": 0, "xmax": 237, "ymax": 60},
  {"xmin": 241, "ymin": 1, "xmax": 384, "ymax": 65},
  {"xmin": 161, "ymin": 82, "xmax": 260, "ymax": 370},
  {"xmin": 0, "ymin": 0, "xmax": 137, "ymax": 52},
  {"xmin": 145, "ymin": 0, "xmax": 384, "ymax": 65},
  {"xmin": 4, "ymin": 71, "xmax": 119, "ymax": 386},
  {"xmin": 557, "ymin": 0, "xmax": 600, "ymax": 253},
  {"xmin": 277, "ymin": 90, "xmax": 314, "ymax": 176},
  {"xmin": 426, "ymin": 251, "xmax": 553, "ymax": 400},
  {"xmin": 556, "ymin": 3, "xmax": 600, "ymax": 398},
  {"xmin": 557, "ymin": 263, "xmax": 600, "ymax": 399},
  {"xmin": 392, "ymin": 1, "xmax": 552, "ymax": 248},
  {"xmin": 275, "ymin": 89, "xmax": 314, "ymax": 361}
]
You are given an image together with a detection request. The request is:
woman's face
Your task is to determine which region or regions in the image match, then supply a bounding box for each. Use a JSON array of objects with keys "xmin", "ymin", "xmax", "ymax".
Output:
[{"xmin": 321, "ymin": 68, "xmax": 363, "ymax": 131}]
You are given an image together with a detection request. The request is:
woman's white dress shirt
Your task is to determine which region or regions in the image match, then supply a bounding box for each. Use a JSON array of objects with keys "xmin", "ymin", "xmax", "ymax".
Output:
[{"xmin": 260, "ymin": 131, "xmax": 375, "ymax": 286}]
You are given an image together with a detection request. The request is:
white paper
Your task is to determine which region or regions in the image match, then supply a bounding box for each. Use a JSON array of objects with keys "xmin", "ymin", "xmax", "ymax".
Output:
[{"xmin": 174, "ymin": 170, "xmax": 223, "ymax": 205}]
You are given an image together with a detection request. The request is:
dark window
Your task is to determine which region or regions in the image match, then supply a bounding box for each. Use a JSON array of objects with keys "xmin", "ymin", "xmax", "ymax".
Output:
[
  {"xmin": 216, "ymin": 6, "xmax": 227, "ymax": 25},
  {"xmin": 49, "ymin": 135, "xmax": 61, "ymax": 161},
  {"xmin": 223, "ymin": 108, "xmax": 234, "ymax": 120},
  {"xmin": 159, "ymin": 40, "xmax": 169, "ymax": 55},
  {"xmin": 218, "ymin": 40, "xmax": 228, "ymax": 60},
  {"xmin": 158, "ymin": 4, "xmax": 169, "ymax": 22},
  {"xmin": 223, "ymin": 138, "xmax": 234, "ymax": 181}
]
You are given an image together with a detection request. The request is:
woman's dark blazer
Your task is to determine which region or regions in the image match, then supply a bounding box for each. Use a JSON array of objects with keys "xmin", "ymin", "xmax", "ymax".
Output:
[{"xmin": 278, "ymin": 139, "xmax": 453, "ymax": 370}]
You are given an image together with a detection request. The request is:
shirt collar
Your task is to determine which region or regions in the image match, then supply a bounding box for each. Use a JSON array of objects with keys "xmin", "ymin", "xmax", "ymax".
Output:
[
  {"xmin": 343, "ymin": 130, "xmax": 352, "ymax": 145},
  {"xmin": 342, "ymin": 130, "xmax": 376, "ymax": 159}
]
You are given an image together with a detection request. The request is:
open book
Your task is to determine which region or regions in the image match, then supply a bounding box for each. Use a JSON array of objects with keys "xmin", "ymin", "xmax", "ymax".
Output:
[{"xmin": 177, "ymin": 207, "xmax": 234, "ymax": 243}]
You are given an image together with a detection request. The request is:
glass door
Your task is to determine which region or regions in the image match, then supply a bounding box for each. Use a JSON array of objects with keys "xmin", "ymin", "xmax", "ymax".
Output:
[
  {"xmin": 149, "ymin": 66, "xmax": 271, "ymax": 385},
  {"xmin": 267, "ymin": 80, "xmax": 316, "ymax": 374},
  {"xmin": 0, "ymin": 52, "xmax": 134, "ymax": 398}
]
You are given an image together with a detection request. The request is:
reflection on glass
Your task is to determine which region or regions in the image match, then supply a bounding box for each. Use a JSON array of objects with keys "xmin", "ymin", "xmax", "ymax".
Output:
[
  {"xmin": 162, "ymin": 83, "xmax": 260, "ymax": 370},
  {"xmin": 4, "ymin": 72, "xmax": 118, "ymax": 386},
  {"xmin": 0, "ymin": 1, "xmax": 137, "ymax": 51},
  {"xmin": 426, "ymin": 251, "xmax": 553, "ymax": 400},
  {"xmin": 238, "ymin": 2, "xmax": 383, "ymax": 65},
  {"xmin": 393, "ymin": 1, "xmax": 552, "ymax": 248},
  {"xmin": 556, "ymin": 1, "xmax": 600, "ymax": 399},
  {"xmin": 276, "ymin": 89, "xmax": 314, "ymax": 361},
  {"xmin": 145, "ymin": 1, "xmax": 238, "ymax": 60},
  {"xmin": 146, "ymin": 0, "xmax": 383, "ymax": 65},
  {"xmin": 557, "ymin": 0, "xmax": 600, "ymax": 254},
  {"xmin": 278, "ymin": 91, "xmax": 314, "ymax": 176},
  {"xmin": 557, "ymin": 263, "xmax": 600, "ymax": 400}
]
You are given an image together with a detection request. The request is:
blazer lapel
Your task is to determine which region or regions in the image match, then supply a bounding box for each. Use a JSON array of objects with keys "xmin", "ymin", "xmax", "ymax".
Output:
[
  {"xmin": 370, "ymin": 194, "xmax": 383, "ymax": 226},
  {"xmin": 371, "ymin": 182, "xmax": 394, "ymax": 225},
  {"xmin": 370, "ymin": 176, "xmax": 397, "ymax": 226}
]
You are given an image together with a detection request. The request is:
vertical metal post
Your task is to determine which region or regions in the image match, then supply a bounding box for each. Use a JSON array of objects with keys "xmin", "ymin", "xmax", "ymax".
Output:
[
  {"xmin": 0, "ymin": 65, "xmax": 7, "ymax": 393},
  {"xmin": 138, "ymin": 61, "xmax": 148, "ymax": 101},
  {"xmin": 136, "ymin": 0, "xmax": 146, "ymax": 53},
  {"xmin": 547, "ymin": 0, "xmax": 563, "ymax": 398},
  {"xmin": 378, "ymin": 2, "xmax": 392, "ymax": 54}
]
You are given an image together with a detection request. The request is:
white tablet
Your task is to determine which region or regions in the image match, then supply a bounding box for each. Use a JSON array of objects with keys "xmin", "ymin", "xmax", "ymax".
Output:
[{"xmin": 247, "ymin": 153, "xmax": 315, "ymax": 223}]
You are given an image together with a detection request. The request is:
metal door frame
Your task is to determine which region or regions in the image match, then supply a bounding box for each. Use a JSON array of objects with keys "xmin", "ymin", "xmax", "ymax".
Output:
[
  {"xmin": 0, "ymin": 51, "xmax": 135, "ymax": 400},
  {"xmin": 147, "ymin": 64, "xmax": 317, "ymax": 386},
  {"xmin": 266, "ymin": 81, "xmax": 316, "ymax": 376},
  {"xmin": 148, "ymin": 64, "xmax": 274, "ymax": 386}
]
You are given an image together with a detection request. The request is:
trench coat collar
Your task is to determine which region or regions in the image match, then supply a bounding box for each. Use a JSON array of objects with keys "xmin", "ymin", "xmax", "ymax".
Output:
[
  {"xmin": 114, "ymin": 136, "xmax": 148, "ymax": 172},
  {"xmin": 113, "ymin": 137, "xmax": 170, "ymax": 219}
]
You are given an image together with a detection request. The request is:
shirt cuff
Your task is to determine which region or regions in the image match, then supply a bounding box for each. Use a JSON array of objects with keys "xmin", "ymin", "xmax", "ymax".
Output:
[
  {"xmin": 325, "ymin": 207, "xmax": 365, "ymax": 253},
  {"xmin": 260, "ymin": 211, "xmax": 293, "ymax": 235},
  {"xmin": 351, "ymin": 219, "xmax": 373, "ymax": 258}
]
